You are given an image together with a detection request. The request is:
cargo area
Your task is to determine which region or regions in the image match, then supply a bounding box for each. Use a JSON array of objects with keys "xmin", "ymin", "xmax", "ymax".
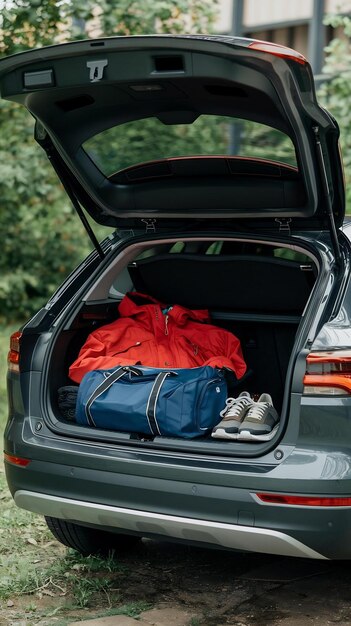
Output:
[{"xmin": 47, "ymin": 237, "xmax": 318, "ymax": 444}]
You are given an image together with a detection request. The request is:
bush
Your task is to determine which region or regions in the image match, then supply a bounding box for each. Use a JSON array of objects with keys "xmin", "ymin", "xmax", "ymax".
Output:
[
  {"xmin": 0, "ymin": 0, "xmax": 219, "ymax": 322},
  {"xmin": 319, "ymin": 14, "xmax": 351, "ymax": 210}
]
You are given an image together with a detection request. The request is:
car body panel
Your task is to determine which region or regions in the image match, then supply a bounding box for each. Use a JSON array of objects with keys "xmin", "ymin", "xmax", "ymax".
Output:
[
  {"xmin": 0, "ymin": 35, "xmax": 345, "ymax": 229},
  {"xmin": 5, "ymin": 401, "xmax": 351, "ymax": 560},
  {"xmin": 3, "ymin": 36, "xmax": 351, "ymax": 561}
]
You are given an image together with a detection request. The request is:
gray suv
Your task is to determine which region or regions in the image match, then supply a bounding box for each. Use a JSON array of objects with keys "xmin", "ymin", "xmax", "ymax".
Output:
[{"xmin": 2, "ymin": 35, "xmax": 351, "ymax": 560}]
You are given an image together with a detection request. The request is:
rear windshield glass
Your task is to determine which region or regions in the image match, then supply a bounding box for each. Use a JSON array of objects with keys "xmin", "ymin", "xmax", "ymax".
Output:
[{"xmin": 83, "ymin": 116, "xmax": 297, "ymax": 177}]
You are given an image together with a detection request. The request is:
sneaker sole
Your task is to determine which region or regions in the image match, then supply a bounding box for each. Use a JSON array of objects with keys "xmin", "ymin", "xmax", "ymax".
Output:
[
  {"xmin": 237, "ymin": 424, "xmax": 279, "ymax": 442},
  {"xmin": 211, "ymin": 428, "xmax": 239, "ymax": 440}
]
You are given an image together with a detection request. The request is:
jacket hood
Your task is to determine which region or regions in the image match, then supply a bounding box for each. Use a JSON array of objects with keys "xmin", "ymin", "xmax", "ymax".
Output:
[{"xmin": 119, "ymin": 292, "xmax": 210, "ymax": 325}]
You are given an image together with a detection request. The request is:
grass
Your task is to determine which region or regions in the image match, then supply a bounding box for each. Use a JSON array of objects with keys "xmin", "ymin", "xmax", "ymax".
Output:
[
  {"xmin": 0, "ymin": 470, "xmax": 124, "ymax": 603},
  {"xmin": 0, "ymin": 323, "xmax": 154, "ymax": 623},
  {"xmin": 0, "ymin": 466, "xmax": 152, "ymax": 622}
]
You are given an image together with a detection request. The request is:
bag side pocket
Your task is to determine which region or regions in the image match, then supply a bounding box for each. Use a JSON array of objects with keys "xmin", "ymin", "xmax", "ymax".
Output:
[{"xmin": 196, "ymin": 376, "xmax": 227, "ymax": 433}]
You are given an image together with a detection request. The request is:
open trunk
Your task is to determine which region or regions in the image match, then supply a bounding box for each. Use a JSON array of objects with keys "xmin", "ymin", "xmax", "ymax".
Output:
[{"xmin": 47, "ymin": 235, "xmax": 319, "ymax": 448}]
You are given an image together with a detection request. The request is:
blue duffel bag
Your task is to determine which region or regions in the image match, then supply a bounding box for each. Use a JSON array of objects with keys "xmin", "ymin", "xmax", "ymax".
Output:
[{"xmin": 75, "ymin": 365, "xmax": 227, "ymax": 439}]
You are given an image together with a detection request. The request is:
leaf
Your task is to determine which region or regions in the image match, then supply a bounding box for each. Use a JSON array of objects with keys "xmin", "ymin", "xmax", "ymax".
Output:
[{"xmin": 26, "ymin": 537, "xmax": 38, "ymax": 546}]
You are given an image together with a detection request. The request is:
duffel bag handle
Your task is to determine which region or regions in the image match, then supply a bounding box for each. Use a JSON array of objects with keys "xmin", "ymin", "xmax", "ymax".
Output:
[
  {"xmin": 123, "ymin": 365, "xmax": 143, "ymax": 376},
  {"xmin": 85, "ymin": 366, "xmax": 128, "ymax": 426},
  {"xmin": 85, "ymin": 366, "xmax": 176, "ymax": 429},
  {"xmin": 146, "ymin": 370, "xmax": 177, "ymax": 436}
]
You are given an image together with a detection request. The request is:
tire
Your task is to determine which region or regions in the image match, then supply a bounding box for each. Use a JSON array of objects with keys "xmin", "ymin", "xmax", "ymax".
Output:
[{"xmin": 45, "ymin": 516, "xmax": 141, "ymax": 556}]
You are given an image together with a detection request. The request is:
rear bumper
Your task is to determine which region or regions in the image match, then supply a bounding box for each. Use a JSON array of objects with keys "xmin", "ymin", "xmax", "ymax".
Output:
[
  {"xmin": 6, "ymin": 401, "xmax": 351, "ymax": 560},
  {"xmin": 15, "ymin": 490, "xmax": 325, "ymax": 560}
]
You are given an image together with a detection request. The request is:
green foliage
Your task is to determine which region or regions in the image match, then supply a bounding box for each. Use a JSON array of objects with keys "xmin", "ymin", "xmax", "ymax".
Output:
[
  {"xmin": 0, "ymin": 0, "xmax": 97, "ymax": 54},
  {"xmin": 84, "ymin": 116, "xmax": 224, "ymax": 176},
  {"xmin": 85, "ymin": 116, "xmax": 296, "ymax": 178},
  {"xmin": 0, "ymin": 101, "xmax": 91, "ymax": 321},
  {"xmin": 97, "ymin": 0, "xmax": 219, "ymax": 36},
  {"xmin": 239, "ymin": 120, "xmax": 296, "ymax": 165},
  {"xmin": 0, "ymin": 481, "xmax": 122, "ymax": 607},
  {"xmin": 0, "ymin": 0, "xmax": 219, "ymax": 323},
  {"xmin": 319, "ymin": 14, "xmax": 351, "ymax": 209},
  {"xmin": 0, "ymin": 0, "xmax": 99, "ymax": 323}
]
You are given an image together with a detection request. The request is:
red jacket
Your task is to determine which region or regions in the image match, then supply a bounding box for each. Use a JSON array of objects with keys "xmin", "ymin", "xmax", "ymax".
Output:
[{"xmin": 69, "ymin": 293, "xmax": 246, "ymax": 383}]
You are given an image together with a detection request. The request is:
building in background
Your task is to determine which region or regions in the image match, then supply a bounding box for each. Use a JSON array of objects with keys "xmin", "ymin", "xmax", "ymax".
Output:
[{"xmin": 216, "ymin": 0, "xmax": 351, "ymax": 80}]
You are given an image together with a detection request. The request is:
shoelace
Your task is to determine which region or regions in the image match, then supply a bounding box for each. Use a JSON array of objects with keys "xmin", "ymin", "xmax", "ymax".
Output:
[
  {"xmin": 221, "ymin": 397, "xmax": 252, "ymax": 419},
  {"xmin": 246, "ymin": 402, "xmax": 270, "ymax": 421}
]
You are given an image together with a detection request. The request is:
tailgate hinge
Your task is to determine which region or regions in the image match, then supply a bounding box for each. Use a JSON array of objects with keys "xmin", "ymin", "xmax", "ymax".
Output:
[{"xmin": 275, "ymin": 218, "xmax": 292, "ymax": 236}]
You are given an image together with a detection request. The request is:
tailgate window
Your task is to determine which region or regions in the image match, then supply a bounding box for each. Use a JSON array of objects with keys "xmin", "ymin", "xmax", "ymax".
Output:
[{"xmin": 83, "ymin": 116, "xmax": 297, "ymax": 178}]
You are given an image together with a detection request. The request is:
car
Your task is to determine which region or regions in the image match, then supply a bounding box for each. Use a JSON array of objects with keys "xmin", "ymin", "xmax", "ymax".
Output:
[{"xmin": 2, "ymin": 34, "xmax": 351, "ymax": 560}]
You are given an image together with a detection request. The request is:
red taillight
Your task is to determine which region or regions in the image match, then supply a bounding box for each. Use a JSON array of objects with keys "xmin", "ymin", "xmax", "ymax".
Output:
[
  {"xmin": 8, "ymin": 330, "xmax": 22, "ymax": 373},
  {"xmin": 303, "ymin": 351, "xmax": 351, "ymax": 395},
  {"xmin": 4, "ymin": 453, "xmax": 31, "ymax": 467},
  {"xmin": 248, "ymin": 40, "xmax": 307, "ymax": 65},
  {"xmin": 256, "ymin": 493, "xmax": 351, "ymax": 507}
]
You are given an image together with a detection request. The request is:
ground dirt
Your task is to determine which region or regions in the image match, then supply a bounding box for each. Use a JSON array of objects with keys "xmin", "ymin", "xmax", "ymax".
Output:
[
  {"xmin": 1, "ymin": 449, "xmax": 350, "ymax": 626},
  {"xmin": 2, "ymin": 535, "xmax": 351, "ymax": 626}
]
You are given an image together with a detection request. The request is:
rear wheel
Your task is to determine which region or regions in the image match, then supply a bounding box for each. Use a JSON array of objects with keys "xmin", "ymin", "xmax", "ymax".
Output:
[{"xmin": 45, "ymin": 516, "xmax": 141, "ymax": 556}]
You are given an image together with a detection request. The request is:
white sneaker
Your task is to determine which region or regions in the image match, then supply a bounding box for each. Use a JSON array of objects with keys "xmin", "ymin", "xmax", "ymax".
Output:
[{"xmin": 211, "ymin": 392, "xmax": 254, "ymax": 440}]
